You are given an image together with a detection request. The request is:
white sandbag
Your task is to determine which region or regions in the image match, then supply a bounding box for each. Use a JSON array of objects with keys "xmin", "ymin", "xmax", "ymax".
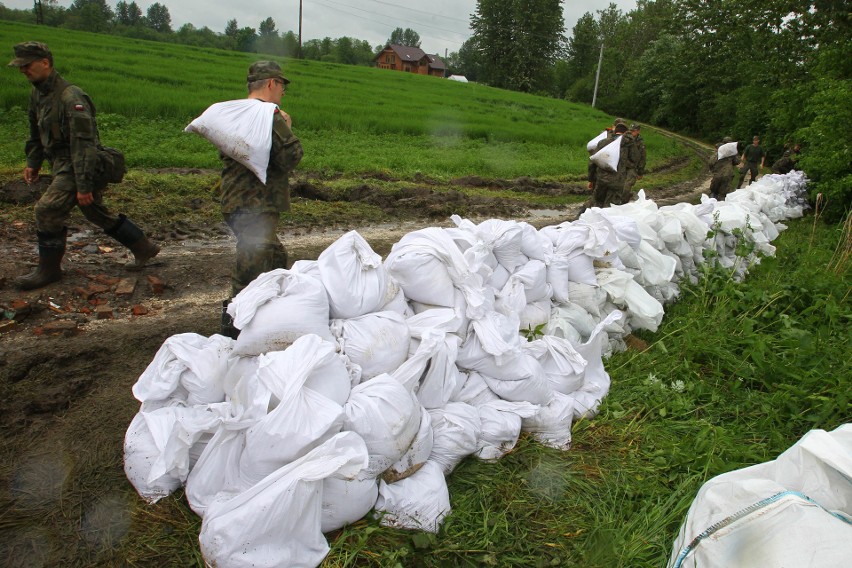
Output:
[
  {"xmin": 548, "ymin": 301, "xmax": 596, "ymax": 341},
  {"xmin": 586, "ymin": 130, "xmax": 607, "ymax": 152},
  {"xmin": 590, "ymin": 135, "xmax": 622, "ymax": 172},
  {"xmin": 566, "ymin": 282, "xmax": 607, "ymax": 318},
  {"xmin": 322, "ymin": 474, "xmax": 379, "ymax": 533},
  {"xmin": 526, "ymin": 335, "xmax": 587, "ymax": 394},
  {"xmin": 428, "ymin": 402, "xmax": 482, "ymax": 475},
  {"xmin": 596, "ymin": 267, "xmax": 664, "ymax": 332},
  {"xmin": 517, "ymin": 221, "xmax": 553, "ymax": 261},
  {"xmin": 228, "ymin": 270, "xmax": 333, "ymax": 356},
  {"xmin": 342, "ymin": 374, "xmax": 422, "ymax": 477},
  {"xmin": 318, "ymin": 231, "xmax": 389, "ymax": 319},
  {"xmin": 668, "ymin": 425, "xmax": 852, "ymax": 568},
  {"xmin": 239, "ymin": 336, "xmax": 349, "ymax": 486},
  {"xmin": 519, "ymin": 298, "xmax": 551, "ymax": 331},
  {"xmin": 383, "ymin": 408, "xmax": 433, "ymax": 483},
  {"xmin": 451, "ymin": 371, "xmax": 500, "ymax": 406},
  {"xmin": 185, "ymin": 425, "xmax": 250, "ymax": 517},
  {"xmin": 222, "ymin": 354, "xmax": 260, "ymax": 401},
  {"xmin": 132, "ymin": 333, "xmax": 232, "ymax": 407},
  {"xmin": 487, "ymin": 262, "xmax": 512, "ymax": 291},
  {"xmin": 289, "ymin": 259, "xmax": 320, "ymax": 277},
  {"xmin": 475, "ymin": 400, "xmax": 539, "ymax": 461},
  {"xmin": 511, "ymin": 259, "xmax": 551, "ymax": 303},
  {"xmin": 375, "ymin": 460, "xmax": 451, "ymax": 533},
  {"xmin": 451, "ymin": 216, "xmax": 526, "ymax": 272},
  {"xmin": 564, "ymin": 310, "xmax": 623, "ymax": 419},
  {"xmin": 521, "ymin": 391, "xmax": 575, "ymax": 450},
  {"xmin": 716, "ymin": 141, "xmax": 738, "ymax": 160},
  {"xmin": 199, "ymin": 432, "xmax": 368, "ymax": 568},
  {"xmin": 124, "ymin": 403, "xmax": 226, "ymax": 504},
  {"xmin": 380, "ymin": 276, "xmax": 411, "ymax": 315},
  {"xmin": 185, "ymin": 98, "xmax": 279, "ymax": 184},
  {"xmin": 330, "ymin": 311, "xmax": 410, "ymax": 381},
  {"xmin": 394, "ymin": 329, "xmax": 463, "ymax": 409}
]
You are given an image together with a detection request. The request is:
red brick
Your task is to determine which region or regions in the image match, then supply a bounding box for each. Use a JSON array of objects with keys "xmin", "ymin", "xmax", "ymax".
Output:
[
  {"xmin": 95, "ymin": 305, "xmax": 114, "ymax": 320},
  {"xmin": 94, "ymin": 274, "xmax": 121, "ymax": 286},
  {"xmin": 146, "ymin": 274, "xmax": 166, "ymax": 294},
  {"xmin": 115, "ymin": 278, "xmax": 137, "ymax": 297},
  {"xmin": 131, "ymin": 305, "xmax": 149, "ymax": 316}
]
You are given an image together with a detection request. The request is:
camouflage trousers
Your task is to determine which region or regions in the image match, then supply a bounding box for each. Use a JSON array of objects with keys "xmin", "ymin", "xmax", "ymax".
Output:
[
  {"xmin": 224, "ymin": 210, "xmax": 288, "ymax": 297},
  {"xmin": 737, "ymin": 162, "xmax": 760, "ymax": 188},
  {"xmin": 34, "ymin": 168, "xmax": 119, "ymax": 234},
  {"xmin": 621, "ymin": 170, "xmax": 639, "ymax": 203},
  {"xmin": 709, "ymin": 174, "xmax": 734, "ymax": 200},
  {"xmin": 594, "ymin": 178, "xmax": 626, "ymax": 207}
]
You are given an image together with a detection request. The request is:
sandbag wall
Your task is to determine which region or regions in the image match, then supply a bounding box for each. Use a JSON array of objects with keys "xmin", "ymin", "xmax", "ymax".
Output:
[{"xmin": 124, "ymin": 171, "xmax": 808, "ymax": 568}]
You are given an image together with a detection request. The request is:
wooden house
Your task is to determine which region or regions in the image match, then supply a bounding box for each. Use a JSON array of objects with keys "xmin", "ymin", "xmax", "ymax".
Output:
[{"xmin": 374, "ymin": 44, "xmax": 446, "ymax": 77}]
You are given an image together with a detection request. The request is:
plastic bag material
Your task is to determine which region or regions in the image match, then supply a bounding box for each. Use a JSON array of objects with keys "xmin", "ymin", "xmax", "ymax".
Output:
[
  {"xmin": 375, "ymin": 460, "xmax": 451, "ymax": 533},
  {"xmin": 586, "ymin": 130, "xmax": 608, "ymax": 152},
  {"xmin": 521, "ymin": 391, "xmax": 575, "ymax": 450},
  {"xmin": 330, "ymin": 311, "xmax": 410, "ymax": 381},
  {"xmin": 133, "ymin": 333, "xmax": 232, "ymax": 407},
  {"xmin": 239, "ymin": 336, "xmax": 349, "ymax": 487},
  {"xmin": 342, "ymin": 374, "xmax": 422, "ymax": 477},
  {"xmin": 717, "ymin": 141, "xmax": 738, "ymax": 160},
  {"xmin": 565, "ymin": 310, "xmax": 623, "ymax": 419},
  {"xmin": 526, "ymin": 335, "xmax": 587, "ymax": 394},
  {"xmin": 228, "ymin": 270, "xmax": 334, "ymax": 356},
  {"xmin": 322, "ymin": 474, "xmax": 379, "ymax": 533},
  {"xmin": 383, "ymin": 408, "xmax": 433, "ymax": 483},
  {"xmin": 451, "ymin": 370, "xmax": 500, "ymax": 406},
  {"xmin": 394, "ymin": 329, "xmax": 463, "ymax": 409},
  {"xmin": 590, "ymin": 135, "xmax": 622, "ymax": 172},
  {"xmin": 185, "ymin": 98, "xmax": 279, "ymax": 184},
  {"xmin": 519, "ymin": 298, "xmax": 551, "ymax": 331},
  {"xmin": 199, "ymin": 432, "xmax": 368, "ymax": 568},
  {"xmin": 668, "ymin": 424, "xmax": 852, "ymax": 568},
  {"xmin": 428, "ymin": 402, "xmax": 482, "ymax": 475},
  {"xmin": 450, "ymin": 216, "xmax": 526, "ymax": 273},
  {"xmin": 318, "ymin": 231, "xmax": 389, "ymax": 319},
  {"xmin": 475, "ymin": 400, "xmax": 539, "ymax": 461}
]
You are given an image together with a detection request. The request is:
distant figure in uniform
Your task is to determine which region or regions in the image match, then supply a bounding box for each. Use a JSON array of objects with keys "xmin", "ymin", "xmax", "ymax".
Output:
[
  {"xmin": 8, "ymin": 41, "xmax": 160, "ymax": 290},
  {"xmin": 621, "ymin": 123, "xmax": 646, "ymax": 203},
  {"xmin": 771, "ymin": 143, "xmax": 800, "ymax": 174},
  {"xmin": 589, "ymin": 118, "xmax": 631, "ymax": 207},
  {"xmin": 708, "ymin": 137, "xmax": 740, "ymax": 200},
  {"xmin": 219, "ymin": 60, "xmax": 303, "ymax": 338},
  {"xmin": 736, "ymin": 135, "xmax": 765, "ymax": 188}
]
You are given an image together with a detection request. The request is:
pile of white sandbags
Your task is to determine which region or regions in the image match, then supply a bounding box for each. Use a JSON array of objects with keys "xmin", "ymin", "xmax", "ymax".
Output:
[{"xmin": 124, "ymin": 171, "xmax": 808, "ymax": 568}]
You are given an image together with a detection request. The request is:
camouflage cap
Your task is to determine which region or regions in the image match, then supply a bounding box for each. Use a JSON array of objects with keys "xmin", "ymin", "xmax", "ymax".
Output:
[
  {"xmin": 629, "ymin": 123, "xmax": 640, "ymax": 131},
  {"xmin": 247, "ymin": 60, "xmax": 290, "ymax": 84},
  {"xmin": 613, "ymin": 118, "xmax": 626, "ymax": 128},
  {"xmin": 8, "ymin": 41, "xmax": 52, "ymax": 67},
  {"xmin": 722, "ymin": 136, "xmax": 733, "ymax": 143}
]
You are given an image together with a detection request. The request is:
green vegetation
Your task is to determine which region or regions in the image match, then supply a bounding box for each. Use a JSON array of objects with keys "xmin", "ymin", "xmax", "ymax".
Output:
[{"xmin": 0, "ymin": 21, "xmax": 685, "ymax": 182}]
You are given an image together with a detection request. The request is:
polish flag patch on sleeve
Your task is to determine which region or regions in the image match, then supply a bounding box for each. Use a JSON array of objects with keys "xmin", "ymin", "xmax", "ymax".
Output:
[{"xmin": 74, "ymin": 104, "xmax": 84, "ymax": 111}]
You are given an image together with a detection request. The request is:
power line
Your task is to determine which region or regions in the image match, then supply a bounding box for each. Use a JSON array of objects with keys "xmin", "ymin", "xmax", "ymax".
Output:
[
  {"xmin": 311, "ymin": 0, "xmax": 470, "ymax": 39},
  {"xmin": 365, "ymin": 0, "xmax": 471, "ymax": 25}
]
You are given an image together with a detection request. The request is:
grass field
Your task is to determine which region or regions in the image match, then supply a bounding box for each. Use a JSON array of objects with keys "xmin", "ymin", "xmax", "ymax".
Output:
[{"xmin": 0, "ymin": 20, "xmax": 686, "ymax": 179}]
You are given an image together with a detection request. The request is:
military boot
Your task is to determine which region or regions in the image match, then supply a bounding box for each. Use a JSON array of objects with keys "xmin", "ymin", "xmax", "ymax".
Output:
[
  {"xmin": 106, "ymin": 214, "xmax": 161, "ymax": 271},
  {"xmin": 220, "ymin": 299, "xmax": 240, "ymax": 340},
  {"xmin": 15, "ymin": 229, "xmax": 66, "ymax": 291}
]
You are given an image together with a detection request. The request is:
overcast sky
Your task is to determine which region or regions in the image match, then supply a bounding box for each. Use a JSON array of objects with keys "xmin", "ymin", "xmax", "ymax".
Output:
[{"xmin": 8, "ymin": 0, "xmax": 637, "ymax": 54}]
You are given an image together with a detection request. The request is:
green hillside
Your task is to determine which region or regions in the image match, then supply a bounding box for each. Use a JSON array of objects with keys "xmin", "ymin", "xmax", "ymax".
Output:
[{"xmin": 0, "ymin": 21, "xmax": 687, "ymax": 179}]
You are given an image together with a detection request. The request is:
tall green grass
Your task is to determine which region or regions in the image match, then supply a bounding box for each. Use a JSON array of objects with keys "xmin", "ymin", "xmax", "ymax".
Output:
[{"xmin": 0, "ymin": 21, "xmax": 684, "ymax": 178}]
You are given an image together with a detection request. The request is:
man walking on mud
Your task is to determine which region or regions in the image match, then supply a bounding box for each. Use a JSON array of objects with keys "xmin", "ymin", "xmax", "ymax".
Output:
[
  {"xmin": 8, "ymin": 41, "xmax": 160, "ymax": 290},
  {"xmin": 219, "ymin": 61, "xmax": 303, "ymax": 338}
]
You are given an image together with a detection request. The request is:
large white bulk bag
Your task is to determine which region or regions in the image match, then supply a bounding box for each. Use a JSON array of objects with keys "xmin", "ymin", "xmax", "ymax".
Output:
[
  {"xmin": 199, "ymin": 432, "xmax": 368, "ymax": 568},
  {"xmin": 228, "ymin": 270, "xmax": 333, "ymax": 356},
  {"xmin": 668, "ymin": 425, "xmax": 852, "ymax": 568},
  {"xmin": 185, "ymin": 99, "xmax": 279, "ymax": 184},
  {"xmin": 342, "ymin": 374, "xmax": 422, "ymax": 477},
  {"xmin": 133, "ymin": 333, "xmax": 232, "ymax": 407},
  {"xmin": 717, "ymin": 141, "xmax": 738, "ymax": 160},
  {"xmin": 318, "ymin": 231, "xmax": 389, "ymax": 319},
  {"xmin": 375, "ymin": 460, "xmax": 451, "ymax": 533},
  {"xmin": 590, "ymin": 135, "xmax": 621, "ymax": 172},
  {"xmin": 330, "ymin": 311, "xmax": 410, "ymax": 381}
]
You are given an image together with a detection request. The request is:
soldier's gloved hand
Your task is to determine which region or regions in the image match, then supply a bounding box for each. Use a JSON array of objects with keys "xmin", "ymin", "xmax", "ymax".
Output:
[
  {"xmin": 588, "ymin": 182, "xmax": 593, "ymax": 190},
  {"xmin": 23, "ymin": 167, "xmax": 39, "ymax": 184},
  {"xmin": 77, "ymin": 191, "xmax": 94, "ymax": 206}
]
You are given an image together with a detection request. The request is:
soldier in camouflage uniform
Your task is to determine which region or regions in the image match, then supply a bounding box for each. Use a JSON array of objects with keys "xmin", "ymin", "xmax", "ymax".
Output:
[
  {"xmin": 621, "ymin": 123, "xmax": 646, "ymax": 203},
  {"xmin": 8, "ymin": 42, "xmax": 160, "ymax": 290},
  {"xmin": 219, "ymin": 60, "xmax": 303, "ymax": 338},
  {"xmin": 736, "ymin": 135, "xmax": 765, "ymax": 188},
  {"xmin": 709, "ymin": 137, "xmax": 741, "ymax": 200},
  {"xmin": 589, "ymin": 119, "xmax": 631, "ymax": 207}
]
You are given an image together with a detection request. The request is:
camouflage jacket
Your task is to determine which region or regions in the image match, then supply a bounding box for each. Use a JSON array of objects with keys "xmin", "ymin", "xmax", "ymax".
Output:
[
  {"xmin": 26, "ymin": 70, "xmax": 101, "ymax": 193},
  {"xmin": 220, "ymin": 110, "xmax": 303, "ymax": 214},
  {"xmin": 591, "ymin": 132, "xmax": 633, "ymax": 185},
  {"xmin": 709, "ymin": 144, "xmax": 741, "ymax": 178},
  {"xmin": 628, "ymin": 134, "xmax": 646, "ymax": 176}
]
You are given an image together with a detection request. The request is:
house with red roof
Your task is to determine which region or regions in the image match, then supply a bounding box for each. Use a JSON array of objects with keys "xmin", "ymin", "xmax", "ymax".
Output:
[{"xmin": 374, "ymin": 44, "xmax": 446, "ymax": 77}]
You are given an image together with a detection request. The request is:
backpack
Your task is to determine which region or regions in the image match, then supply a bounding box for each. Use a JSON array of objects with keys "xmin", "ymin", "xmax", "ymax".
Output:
[{"xmin": 53, "ymin": 80, "xmax": 127, "ymax": 185}]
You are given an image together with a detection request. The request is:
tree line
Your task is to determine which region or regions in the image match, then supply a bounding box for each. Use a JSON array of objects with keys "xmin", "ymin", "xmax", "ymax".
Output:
[{"xmin": 3, "ymin": 1, "xmax": 848, "ymax": 217}]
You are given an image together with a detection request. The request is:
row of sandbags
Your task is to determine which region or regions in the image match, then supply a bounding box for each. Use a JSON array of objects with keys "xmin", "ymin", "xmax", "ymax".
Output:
[{"xmin": 124, "ymin": 171, "xmax": 809, "ymax": 568}]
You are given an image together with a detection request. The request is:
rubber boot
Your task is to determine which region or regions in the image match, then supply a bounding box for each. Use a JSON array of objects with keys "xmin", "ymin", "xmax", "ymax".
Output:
[
  {"xmin": 220, "ymin": 299, "xmax": 240, "ymax": 340},
  {"xmin": 106, "ymin": 214, "xmax": 160, "ymax": 271},
  {"xmin": 15, "ymin": 229, "xmax": 66, "ymax": 291}
]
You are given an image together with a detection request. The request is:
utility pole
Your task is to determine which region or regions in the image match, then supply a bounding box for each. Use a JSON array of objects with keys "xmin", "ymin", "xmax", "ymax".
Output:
[
  {"xmin": 298, "ymin": 0, "xmax": 303, "ymax": 59},
  {"xmin": 34, "ymin": 0, "xmax": 44, "ymax": 25},
  {"xmin": 592, "ymin": 41, "xmax": 604, "ymax": 108}
]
